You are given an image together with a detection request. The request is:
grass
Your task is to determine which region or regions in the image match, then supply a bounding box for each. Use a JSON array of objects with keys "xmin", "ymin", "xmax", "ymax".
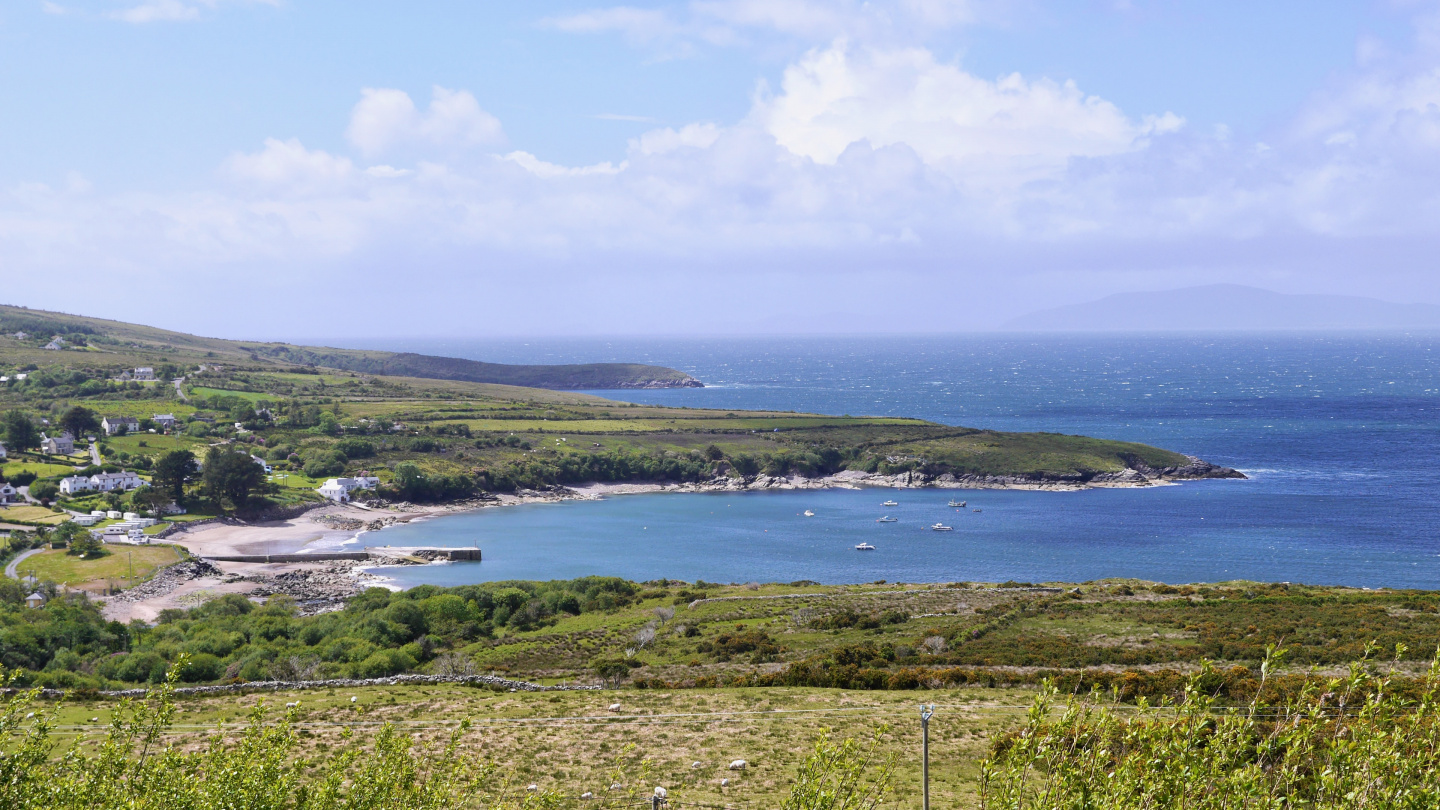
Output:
[
  {"xmin": 0, "ymin": 460, "xmax": 80, "ymax": 478},
  {"xmin": 0, "ymin": 505, "xmax": 70, "ymax": 525},
  {"xmin": 41, "ymin": 684, "xmax": 1020, "ymax": 808},
  {"xmin": 13, "ymin": 543, "xmax": 183, "ymax": 588},
  {"xmin": 189, "ymin": 386, "xmax": 274, "ymax": 402}
]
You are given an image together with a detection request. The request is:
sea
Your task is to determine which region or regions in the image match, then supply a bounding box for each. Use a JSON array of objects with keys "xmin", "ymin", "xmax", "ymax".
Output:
[{"xmin": 330, "ymin": 333, "xmax": 1440, "ymax": 590}]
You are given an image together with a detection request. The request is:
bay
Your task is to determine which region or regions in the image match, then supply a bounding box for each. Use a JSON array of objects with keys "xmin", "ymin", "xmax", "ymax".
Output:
[{"xmin": 345, "ymin": 332, "xmax": 1440, "ymax": 589}]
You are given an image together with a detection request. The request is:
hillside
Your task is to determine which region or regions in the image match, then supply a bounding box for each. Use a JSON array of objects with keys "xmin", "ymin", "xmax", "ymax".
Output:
[
  {"xmin": 0, "ymin": 304, "xmax": 701, "ymax": 390},
  {"xmin": 1004, "ymin": 284, "xmax": 1440, "ymax": 331}
]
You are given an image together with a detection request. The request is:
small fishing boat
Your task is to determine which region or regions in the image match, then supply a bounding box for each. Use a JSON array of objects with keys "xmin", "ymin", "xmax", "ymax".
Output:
[
  {"xmin": 947, "ymin": 500, "xmax": 966, "ymax": 508},
  {"xmin": 803, "ymin": 510, "xmax": 815, "ymax": 517},
  {"xmin": 855, "ymin": 542, "xmax": 877, "ymax": 551},
  {"xmin": 882, "ymin": 500, "xmax": 898, "ymax": 506},
  {"xmin": 972, "ymin": 508, "xmax": 982, "ymax": 513},
  {"xmin": 931, "ymin": 523, "xmax": 953, "ymax": 532},
  {"xmin": 876, "ymin": 516, "xmax": 898, "ymax": 523}
]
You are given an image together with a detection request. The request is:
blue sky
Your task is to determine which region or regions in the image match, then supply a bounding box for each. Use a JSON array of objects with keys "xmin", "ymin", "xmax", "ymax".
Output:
[{"xmin": 2, "ymin": 1, "xmax": 1437, "ymax": 337}]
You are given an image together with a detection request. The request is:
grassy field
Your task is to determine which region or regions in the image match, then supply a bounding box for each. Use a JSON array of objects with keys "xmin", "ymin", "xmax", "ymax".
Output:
[
  {"xmin": 1, "ymin": 460, "xmax": 81, "ymax": 478},
  {"xmin": 42, "ymin": 683, "xmax": 1020, "ymax": 808},
  {"xmin": 0, "ymin": 505, "xmax": 70, "ymax": 525},
  {"xmin": 14, "ymin": 543, "xmax": 183, "ymax": 588}
]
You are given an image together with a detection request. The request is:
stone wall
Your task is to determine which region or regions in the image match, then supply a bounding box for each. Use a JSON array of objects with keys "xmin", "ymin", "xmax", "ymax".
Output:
[{"xmin": 19, "ymin": 672, "xmax": 601, "ymax": 700}]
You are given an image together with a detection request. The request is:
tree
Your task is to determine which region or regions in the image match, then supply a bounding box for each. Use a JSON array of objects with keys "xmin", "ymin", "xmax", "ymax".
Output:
[
  {"xmin": 129, "ymin": 485, "xmax": 171, "ymax": 515},
  {"xmin": 2, "ymin": 410, "xmax": 39, "ymax": 452},
  {"xmin": 29, "ymin": 480, "xmax": 58, "ymax": 501},
  {"xmin": 59, "ymin": 406, "xmax": 100, "ymax": 440},
  {"xmin": 202, "ymin": 447, "xmax": 265, "ymax": 509},
  {"xmin": 151, "ymin": 450, "xmax": 197, "ymax": 503}
]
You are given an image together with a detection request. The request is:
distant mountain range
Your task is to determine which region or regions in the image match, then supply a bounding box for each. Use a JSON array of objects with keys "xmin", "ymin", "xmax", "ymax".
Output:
[{"xmin": 1004, "ymin": 285, "xmax": 1440, "ymax": 332}]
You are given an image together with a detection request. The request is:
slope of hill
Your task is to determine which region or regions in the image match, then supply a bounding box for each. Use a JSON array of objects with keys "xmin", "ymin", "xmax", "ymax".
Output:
[
  {"xmin": 0, "ymin": 304, "xmax": 701, "ymax": 389},
  {"xmin": 1004, "ymin": 284, "xmax": 1440, "ymax": 331}
]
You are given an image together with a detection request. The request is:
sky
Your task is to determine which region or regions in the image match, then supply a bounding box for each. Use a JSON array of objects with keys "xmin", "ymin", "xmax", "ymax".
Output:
[{"xmin": 2, "ymin": 0, "xmax": 1439, "ymax": 339}]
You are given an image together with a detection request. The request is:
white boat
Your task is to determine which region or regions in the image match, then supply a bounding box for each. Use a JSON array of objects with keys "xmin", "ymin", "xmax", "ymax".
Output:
[
  {"xmin": 882, "ymin": 500, "xmax": 898, "ymax": 506},
  {"xmin": 948, "ymin": 500, "xmax": 966, "ymax": 508},
  {"xmin": 931, "ymin": 523, "xmax": 953, "ymax": 532},
  {"xmin": 803, "ymin": 510, "xmax": 815, "ymax": 517},
  {"xmin": 876, "ymin": 516, "xmax": 898, "ymax": 523},
  {"xmin": 855, "ymin": 542, "xmax": 876, "ymax": 551},
  {"xmin": 973, "ymin": 508, "xmax": 982, "ymax": 513}
]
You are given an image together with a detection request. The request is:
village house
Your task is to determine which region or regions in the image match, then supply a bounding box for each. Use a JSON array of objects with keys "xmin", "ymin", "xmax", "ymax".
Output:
[
  {"xmin": 59, "ymin": 475, "xmax": 93, "ymax": 495},
  {"xmin": 90, "ymin": 470, "xmax": 144, "ymax": 492},
  {"xmin": 133, "ymin": 367, "xmax": 156, "ymax": 381},
  {"xmin": 0, "ymin": 482, "xmax": 18, "ymax": 504},
  {"xmin": 25, "ymin": 592, "xmax": 45, "ymax": 609},
  {"xmin": 152, "ymin": 413, "xmax": 178, "ymax": 430},
  {"xmin": 40, "ymin": 432, "xmax": 75, "ymax": 455},
  {"xmin": 43, "ymin": 337, "xmax": 65, "ymax": 350},
  {"xmin": 316, "ymin": 476, "xmax": 380, "ymax": 502},
  {"xmin": 11, "ymin": 331, "xmax": 28, "ymax": 340},
  {"xmin": 101, "ymin": 416, "xmax": 140, "ymax": 436}
]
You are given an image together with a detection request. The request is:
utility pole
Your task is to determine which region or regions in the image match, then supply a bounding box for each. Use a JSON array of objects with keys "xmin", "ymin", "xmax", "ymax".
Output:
[{"xmin": 920, "ymin": 704, "xmax": 935, "ymax": 810}]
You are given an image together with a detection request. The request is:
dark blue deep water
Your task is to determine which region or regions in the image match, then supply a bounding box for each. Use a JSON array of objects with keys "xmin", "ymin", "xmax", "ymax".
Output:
[{"xmin": 349, "ymin": 333, "xmax": 1440, "ymax": 588}]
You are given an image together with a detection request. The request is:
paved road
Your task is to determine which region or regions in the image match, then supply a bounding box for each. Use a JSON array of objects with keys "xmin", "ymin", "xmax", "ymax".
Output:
[
  {"xmin": 4, "ymin": 547, "xmax": 44, "ymax": 580},
  {"xmin": 173, "ymin": 377, "xmax": 188, "ymax": 402},
  {"xmin": 89, "ymin": 441, "xmax": 101, "ymax": 466}
]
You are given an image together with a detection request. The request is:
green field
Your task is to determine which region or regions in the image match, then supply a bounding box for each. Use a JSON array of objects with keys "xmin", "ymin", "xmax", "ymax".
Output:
[
  {"xmin": 1, "ymin": 459, "xmax": 81, "ymax": 478},
  {"xmin": 14, "ymin": 542, "xmax": 183, "ymax": 588},
  {"xmin": 0, "ymin": 505, "xmax": 70, "ymax": 524}
]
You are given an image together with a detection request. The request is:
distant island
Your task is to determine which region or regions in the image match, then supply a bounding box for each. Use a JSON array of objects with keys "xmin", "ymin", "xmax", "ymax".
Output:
[{"xmin": 1005, "ymin": 284, "xmax": 1440, "ymax": 331}]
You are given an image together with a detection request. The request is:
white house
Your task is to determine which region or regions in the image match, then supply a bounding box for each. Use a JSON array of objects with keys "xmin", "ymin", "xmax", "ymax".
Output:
[
  {"xmin": 44, "ymin": 337, "xmax": 64, "ymax": 350},
  {"xmin": 12, "ymin": 331, "xmax": 28, "ymax": 340},
  {"xmin": 59, "ymin": 475, "xmax": 94, "ymax": 495},
  {"xmin": 152, "ymin": 413, "xmax": 178, "ymax": 430},
  {"xmin": 102, "ymin": 416, "xmax": 140, "ymax": 436},
  {"xmin": 251, "ymin": 454, "xmax": 272, "ymax": 473},
  {"xmin": 0, "ymin": 483, "xmax": 17, "ymax": 504},
  {"xmin": 133, "ymin": 367, "xmax": 156, "ymax": 381},
  {"xmin": 316, "ymin": 476, "xmax": 380, "ymax": 502},
  {"xmin": 90, "ymin": 470, "xmax": 143, "ymax": 492},
  {"xmin": 40, "ymin": 433, "xmax": 75, "ymax": 455}
]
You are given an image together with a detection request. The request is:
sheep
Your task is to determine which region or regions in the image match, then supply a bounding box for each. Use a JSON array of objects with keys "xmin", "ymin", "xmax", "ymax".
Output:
[
  {"xmin": 285, "ymin": 701, "xmax": 300, "ymax": 708},
  {"xmin": 526, "ymin": 784, "xmax": 538, "ymax": 792},
  {"xmin": 350, "ymin": 696, "xmax": 357, "ymax": 703},
  {"xmin": 609, "ymin": 783, "xmax": 623, "ymax": 791},
  {"xmin": 608, "ymin": 703, "xmax": 622, "ymax": 712},
  {"xmin": 721, "ymin": 779, "xmax": 730, "ymax": 787},
  {"xmin": 729, "ymin": 760, "xmax": 748, "ymax": 770},
  {"xmin": 654, "ymin": 787, "xmax": 668, "ymax": 799},
  {"xmin": 580, "ymin": 792, "xmax": 593, "ymax": 800},
  {"xmin": 691, "ymin": 761, "xmax": 703, "ymax": 769}
]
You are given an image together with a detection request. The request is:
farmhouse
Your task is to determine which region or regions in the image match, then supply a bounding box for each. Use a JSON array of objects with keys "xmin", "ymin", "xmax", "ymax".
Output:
[
  {"xmin": 133, "ymin": 367, "xmax": 156, "ymax": 381},
  {"xmin": 43, "ymin": 337, "xmax": 65, "ymax": 350},
  {"xmin": 152, "ymin": 413, "xmax": 178, "ymax": 430},
  {"xmin": 59, "ymin": 475, "xmax": 93, "ymax": 495},
  {"xmin": 40, "ymin": 433, "xmax": 75, "ymax": 455},
  {"xmin": 102, "ymin": 416, "xmax": 140, "ymax": 436},
  {"xmin": 316, "ymin": 476, "xmax": 380, "ymax": 502},
  {"xmin": 0, "ymin": 483, "xmax": 17, "ymax": 504}
]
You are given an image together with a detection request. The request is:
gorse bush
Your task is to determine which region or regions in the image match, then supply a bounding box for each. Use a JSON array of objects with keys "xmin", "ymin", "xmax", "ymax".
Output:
[{"xmin": 981, "ymin": 644, "xmax": 1440, "ymax": 809}]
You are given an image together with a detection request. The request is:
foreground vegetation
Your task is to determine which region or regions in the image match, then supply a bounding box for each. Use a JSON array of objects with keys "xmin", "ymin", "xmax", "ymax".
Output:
[{"xmin": 8, "ymin": 575, "xmax": 1440, "ymax": 696}]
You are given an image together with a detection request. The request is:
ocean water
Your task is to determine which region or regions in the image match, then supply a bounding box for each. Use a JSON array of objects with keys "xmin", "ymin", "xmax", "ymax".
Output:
[{"xmin": 353, "ymin": 333, "xmax": 1440, "ymax": 589}]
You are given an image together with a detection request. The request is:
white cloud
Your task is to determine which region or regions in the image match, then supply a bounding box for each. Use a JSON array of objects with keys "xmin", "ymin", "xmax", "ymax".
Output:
[
  {"xmin": 504, "ymin": 151, "xmax": 625, "ymax": 178},
  {"xmin": 345, "ymin": 87, "xmax": 505, "ymax": 158},
  {"xmin": 752, "ymin": 41, "xmax": 1182, "ymax": 183},
  {"xmin": 223, "ymin": 138, "xmax": 354, "ymax": 194},
  {"xmin": 632, "ymin": 123, "xmax": 722, "ymax": 155},
  {"xmin": 111, "ymin": 0, "xmax": 199, "ymax": 22},
  {"xmin": 104, "ymin": 0, "xmax": 277, "ymax": 23}
]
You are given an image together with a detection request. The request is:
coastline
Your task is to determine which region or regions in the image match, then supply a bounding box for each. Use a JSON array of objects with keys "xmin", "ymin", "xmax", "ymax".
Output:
[{"xmin": 103, "ymin": 457, "xmax": 1242, "ymax": 620}]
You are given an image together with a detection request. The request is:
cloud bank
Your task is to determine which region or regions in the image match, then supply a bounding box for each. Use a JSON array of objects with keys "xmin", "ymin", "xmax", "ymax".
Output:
[{"xmin": 7, "ymin": 9, "xmax": 1440, "ymax": 336}]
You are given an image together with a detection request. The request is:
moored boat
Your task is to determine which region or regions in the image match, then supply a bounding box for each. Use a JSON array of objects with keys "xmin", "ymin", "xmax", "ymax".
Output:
[
  {"xmin": 882, "ymin": 500, "xmax": 898, "ymax": 506},
  {"xmin": 876, "ymin": 516, "xmax": 898, "ymax": 523},
  {"xmin": 948, "ymin": 500, "xmax": 966, "ymax": 508},
  {"xmin": 931, "ymin": 523, "xmax": 953, "ymax": 531},
  {"xmin": 855, "ymin": 542, "xmax": 877, "ymax": 551}
]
